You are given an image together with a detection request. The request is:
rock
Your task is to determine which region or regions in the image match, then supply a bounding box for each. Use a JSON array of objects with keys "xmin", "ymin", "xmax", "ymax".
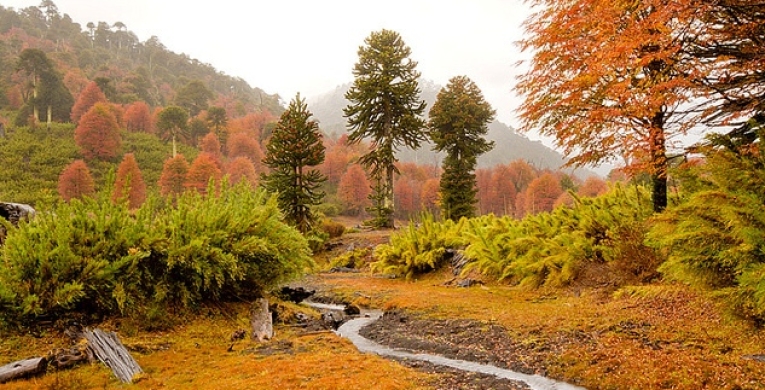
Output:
[
  {"xmin": 329, "ymin": 266, "xmax": 360, "ymax": 273},
  {"xmin": 344, "ymin": 304, "xmax": 361, "ymax": 316},
  {"xmin": 321, "ymin": 311, "xmax": 345, "ymax": 329},
  {"xmin": 0, "ymin": 202, "xmax": 36, "ymax": 245},
  {"xmin": 278, "ymin": 286, "xmax": 315, "ymax": 303},
  {"xmin": 457, "ymin": 279, "xmax": 483, "ymax": 288},
  {"xmin": 251, "ymin": 298, "xmax": 273, "ymax": 342}
]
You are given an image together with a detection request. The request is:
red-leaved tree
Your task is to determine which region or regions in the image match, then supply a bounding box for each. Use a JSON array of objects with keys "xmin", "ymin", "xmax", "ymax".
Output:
[
  {"xmin": 227, "ymin": 132, "xmax": 263, "ymax": 170},
  {"xmin": 523, "ymin": 172, "xmax": 563, "ymax": 216},
  {"xmin": 71, "ymin": 81, "xmax": 107, "ymax": 124},
  {"xmin": 226, "ymin": 156, "xmax": 258, "ymax": 186},
  {"xmin": 112, "ymin": 153, "xmax": 146, "ymax": 209},
  {"xmin": 74, "ymin": 102, "xmax": 121, "ymax": 161},
  {"xmin": 158, "ymin": 154, "xmax": 190, "ymax": 197},
  {"xmin": 125, "ymin": 101, "xmax": 152, "ymax": 133},
  {"xmin": 185, "ymin": 153, "xmax": 222, "ymax": 195},
  {"xmin": 58, "ymin": 159, "xmax": 95, "ymax": 201},
  {"xmin": 337, "ymin": 164, "xmax": 371, "ymax": 216}
]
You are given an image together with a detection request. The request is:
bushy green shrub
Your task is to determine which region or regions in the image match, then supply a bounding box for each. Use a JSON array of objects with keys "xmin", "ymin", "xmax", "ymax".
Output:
[
  {"xmin": 372, "ymin": 214, "xmax": 467, "ymax": 278},
  {"xmin": 649, "ymin": 131, "xmax": 765, "ymax": 321},
  {"xmin": 0, "ymin": 183, "xmax": 313, "ymax": 326},
  {"xmin": 463, "ymin": 185, "xmax": 653, "ymax": 287}
]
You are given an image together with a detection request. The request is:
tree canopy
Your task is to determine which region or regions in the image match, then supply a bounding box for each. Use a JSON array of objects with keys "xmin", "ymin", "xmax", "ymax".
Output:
[{"xmin": 344, "ymin": 29, "xmax": 426, "ymax": 227}]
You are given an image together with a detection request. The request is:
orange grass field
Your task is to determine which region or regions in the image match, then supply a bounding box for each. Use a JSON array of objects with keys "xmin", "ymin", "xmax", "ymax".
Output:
[
  {"xmin": 2, "ymin": 270, "xmax": 765, "ymax": 389},
  {"xmin": 317, "ymin": 271, "xmax": 765, "ymax": 390}
]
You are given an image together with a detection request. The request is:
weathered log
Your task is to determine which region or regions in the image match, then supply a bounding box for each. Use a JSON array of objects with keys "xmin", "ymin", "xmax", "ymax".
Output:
[
  {"xmin": 0, "ymin": 357, "xmax": 48, "ymax": 384},
  {"xmin": 251, "ymin": 298, "xmax": 273, "ymax": 342},
  {"xmin": 80, "ymin": 329, "xmax": 143, "ymax": 383}
]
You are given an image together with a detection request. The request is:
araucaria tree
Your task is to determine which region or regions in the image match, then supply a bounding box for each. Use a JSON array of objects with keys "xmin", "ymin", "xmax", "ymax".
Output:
[
  {"xmin": 263, "ymin": 94, "xmax": 326, "ymax": 233},
  {"xmin": 428, "ymin": 76, "xmax": 495, "ymax": 220},
  {"xmin": 344, "ymin": 29, "xmax": 427, "ymax": 228},
  {"xmin": 516, "ymin": 0, "xmax": 703, "ymax": 213},
  {"xmin": 156, "ymin": 105, "xmax": 189, "ymax": 157}
]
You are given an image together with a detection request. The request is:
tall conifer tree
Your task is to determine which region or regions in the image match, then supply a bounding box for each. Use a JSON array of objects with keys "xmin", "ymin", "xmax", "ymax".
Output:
[
  {"xmin": 263, "ymin": 94, "xmax": 325, "ymax": 233},
  {"xmin": 344, "ymin": 29, "xmax": 426, "ymax": 228},
  {"xmin": 428, "ymin": 76, "xmax": 495, "ymax": 220}
]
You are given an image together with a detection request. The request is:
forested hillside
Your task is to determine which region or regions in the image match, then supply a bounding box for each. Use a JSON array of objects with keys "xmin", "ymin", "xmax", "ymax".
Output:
[{"xmin": 0, "ymin": 3, "xmax": 281, "ymax": 117}]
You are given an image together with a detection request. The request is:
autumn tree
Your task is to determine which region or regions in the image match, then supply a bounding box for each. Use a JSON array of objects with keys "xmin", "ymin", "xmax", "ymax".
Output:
[
  {"xmin": 420, "ymin": 178, "xmax": 440, "ymax": 216},
  {"xmin": 263, "ymin": 94, "xmax": 326, "ymax": 233},
  {"xmin": 124, "ymin": 101, "xmax": 152, "ymax": 132},
  {"xmin": 158, "ymin": 154, "xmax": 189, "ymax": 197},
  {"xmin": 517, "ymin": 0, "xmax": 703, "ymax": 212},
  {"xmin": 428, "ymin": 76, "xmax": 495, "ymax": 220},
  {"xmin": 156, "ymin": 105, "xmax": 189, "ymax": 157},
  {"xmin": 74, "ymin": 102, "xmax": 121, "ymax": 160},
  {"xmin": 226, "ymin": 156, "xmax": 258, "ymax": 186},
  {"xmin": 57, "ymin": 159, "xmax": 95, "ymax": 201},
  {"xmin": 488, "ymin": 165, "xmax": 518, "ymax": 216},
  {"xmin": 337, "ymin": 164, "xmax": 371, "ymax": 216},
  {"xmin": 227, "ymin": 131, "xmax": 263, "ymax": 170},
  {"xmin": 71, "ymin": 81, "xmax": 106, "ymax": 124},
  {"xmin": 523, "ymin": 173, "xmax": 564, "ymax": 216},
  {"xmin": 185, "ymin": 153, "xmax": 222, "ymax": 195},
  {"xmin": 344, "ymin": 29, "xmax": 427, "ymax": 228},
  {"xmin": 112, "ymin": 153, "xmax": 146, "ymax": 209}
]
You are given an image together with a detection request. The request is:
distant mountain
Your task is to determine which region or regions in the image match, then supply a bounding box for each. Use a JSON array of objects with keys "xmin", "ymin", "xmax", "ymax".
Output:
[{"xmin": 308, "ymin": 81, "xmax": 592, "ymax": 176}]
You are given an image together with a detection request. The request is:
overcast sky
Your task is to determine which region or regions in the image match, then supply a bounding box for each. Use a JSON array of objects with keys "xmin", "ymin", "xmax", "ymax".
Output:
[{"xmin": 4, "ymin": 0, "xmax": 535, "ymax": 129}]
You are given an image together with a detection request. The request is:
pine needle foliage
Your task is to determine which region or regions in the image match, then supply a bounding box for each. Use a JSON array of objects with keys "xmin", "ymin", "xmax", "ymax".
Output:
[
  {"xmin": 648, "ymin": 129, "xmax": 765, "ymax": 321},
  {"xmin": 372, "ymin": 213, "xmax": 467, "ymax": 279},
  {"xmin": 0, "ymin": 183, "xmax": 312, "ymax": 326}
]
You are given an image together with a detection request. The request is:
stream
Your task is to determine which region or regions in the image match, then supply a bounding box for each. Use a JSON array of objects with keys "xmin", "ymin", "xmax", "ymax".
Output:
[{"xmin": 305, "ymin": 302, "xmax": 586, "ymax": 390}]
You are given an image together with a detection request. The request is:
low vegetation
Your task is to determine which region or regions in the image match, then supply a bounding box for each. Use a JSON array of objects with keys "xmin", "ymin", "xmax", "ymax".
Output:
[{"xmin": 0, "ymin": 183, "xmax": 312, "ymax": 328}]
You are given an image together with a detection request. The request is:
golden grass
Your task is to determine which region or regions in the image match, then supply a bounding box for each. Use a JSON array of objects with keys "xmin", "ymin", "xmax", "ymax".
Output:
[
  {"xmin": 0, "ymin": 303, "xmax": 432, "ymax": 390},
  {"xmin": 315, "ymin": 271, "xmax": 765, "ymax": 390}
]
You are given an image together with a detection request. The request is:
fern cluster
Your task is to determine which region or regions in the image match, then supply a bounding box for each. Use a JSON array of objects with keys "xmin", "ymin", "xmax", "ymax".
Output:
[
  {"xmin": 372, "ymin": 214, "xmax": 467, "ymax": 278},
  {"xmin": 649, "ymin": 131, "xmax": 765, "ymax": 321},
  {"xmin": 462, "ymin": 185, "xmax": 653, "ymax": 287},
  {"xmin": 371, "ymin": 186, "xmax": 653, "ymax": 286},
  {"xmin": 0, "ymin": 183, "xmax": 312, "ymax": 326}
]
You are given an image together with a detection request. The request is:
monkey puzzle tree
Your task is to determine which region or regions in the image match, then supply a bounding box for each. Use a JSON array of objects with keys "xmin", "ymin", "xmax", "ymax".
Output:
[
  {"xmin": 428, "ymin": 76, "xmax": 495, "ymax": 220},
  {"xmin": 156, "ymin": 105, "xmax": 189, "ymax": 157},
  {"xmin": 263, "ymin": 94, "xmax": 325, "ymax": 233},
  {"xmin": 344, "ymin": 29, "xmax": 427, "ymax": 228}
]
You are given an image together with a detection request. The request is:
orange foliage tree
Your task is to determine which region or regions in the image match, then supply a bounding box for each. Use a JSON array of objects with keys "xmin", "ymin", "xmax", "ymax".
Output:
[
  {"xmin": 71, "ymin": 81, "xmax": 107, "ymax": 124},
  {"xmin": 227, "ymin": 132, "xmax": 263, "ymax": 169},
  {"xmin": 517, "ymin": 0, "xmax": 705, "ymax": 212},
  {"xmin": 185, "ymin": 153, "xmax": 222, "ymax": 195},
  {"xmin": 74, "ymin": 102, "xmax": 121, "ymax": 161},
  {"xmin": 199, "ymin": 132, "xmax": 224, "ymax": 169},
  {"xmin": 337, "ymin": 164, "xmax": 371, "ymax": 216},
  {"xmin": 124, "ymin": 101, "xmax": 152, "ymax": 133},
  {"xmin": 57, "ymin": 159, "xmax": 95, "ymax": 201},
  {"xmin": 394, "ymin": 177, "xmax": 416, "ymax": 218},
  {"xmin": 522, "ymin": 172, "xmax": 563, "ymax": 216},
  {"xmin": 158, "ymin": 154, "xmax": 189, "ymax": 197},
  {"xmin": 226, "ymin": 156, "xmax": 258, "ymax": 186},
  {"xmin": 578, "ymin": 176, "xmax": 608, "ymax": 198},
  {"xmin": 112, "ymin": 153, "xmax": 146, "ymax": 209},
  {"xmin": 420, "ymin": 178, "xmax": 440, "ymax": 216},
  {"xmin": 487, "ymin": 165, "xmax": 518, "ymax": 216}
]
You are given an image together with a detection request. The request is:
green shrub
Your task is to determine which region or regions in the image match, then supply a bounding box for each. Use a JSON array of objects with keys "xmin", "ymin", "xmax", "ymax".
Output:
[
  {"xmin": 330, "ymin": 247, "xmax": 372, "ymax": 269},
  {"xmin": 320, "ymin": 219, "xmax": 346, "ymax": 238},
  {"xmin": 0, "ymin": 183, "xmax": 313, "ymax": 326},
  {"xmin": 649, "ymin": 131, "xmax": 765, "ymax": 321},
  {"xmin": 372, "ymin": 214, "xmax": 467, "ymax": 278}
]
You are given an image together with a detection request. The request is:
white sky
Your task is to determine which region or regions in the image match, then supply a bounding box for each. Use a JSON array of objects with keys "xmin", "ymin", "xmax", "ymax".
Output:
[{"xmin": 4, "ymin": 0, "xmax": 534, "ymax": 132}]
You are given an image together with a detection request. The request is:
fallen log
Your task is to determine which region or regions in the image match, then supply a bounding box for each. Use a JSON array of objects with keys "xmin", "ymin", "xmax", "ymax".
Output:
[
  {"xmin": 80, "ymin": 329, "xmax": 143, "ymax": 383},
  {"xmin": 0, "ymin": 357, "xmax": 47, "ymax": 384}
]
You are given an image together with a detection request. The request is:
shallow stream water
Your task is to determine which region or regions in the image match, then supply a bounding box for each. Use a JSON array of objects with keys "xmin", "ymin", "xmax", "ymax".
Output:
[{"xmin": 305, "ymin": 302, "xmax": 586, "ymax": 390}]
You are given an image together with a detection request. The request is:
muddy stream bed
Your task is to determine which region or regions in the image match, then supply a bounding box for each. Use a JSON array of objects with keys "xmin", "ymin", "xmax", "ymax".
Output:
[{"xmin": 305, "ymin": 302, "xmax": 585, "ymax": 390}]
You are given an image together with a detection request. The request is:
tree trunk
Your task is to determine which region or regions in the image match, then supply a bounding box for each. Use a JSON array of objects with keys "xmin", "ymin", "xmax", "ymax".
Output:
[
  {"xmin": 46, "ymin": 105, "xmax": 52, "ymax": 130},
  {"xmin": 650, "ymin": 110, "xmax": 668, "ymax": 213},
  {"xmin": 385, "ymin": 164, "xmax": 395, "ymax": 228},
  {"xmin": 251, "ymin": 298, "xmax": 273, "ymax": 342},
  {"xmin": 0, "ymin": 358, "xmax": 47, "ymax": 384}
]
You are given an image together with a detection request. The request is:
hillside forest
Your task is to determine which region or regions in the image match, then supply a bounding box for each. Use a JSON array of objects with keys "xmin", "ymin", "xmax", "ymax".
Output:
[{"xmin": 0, "ymin": 1, "xmax": 764, "ymax": 389}]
